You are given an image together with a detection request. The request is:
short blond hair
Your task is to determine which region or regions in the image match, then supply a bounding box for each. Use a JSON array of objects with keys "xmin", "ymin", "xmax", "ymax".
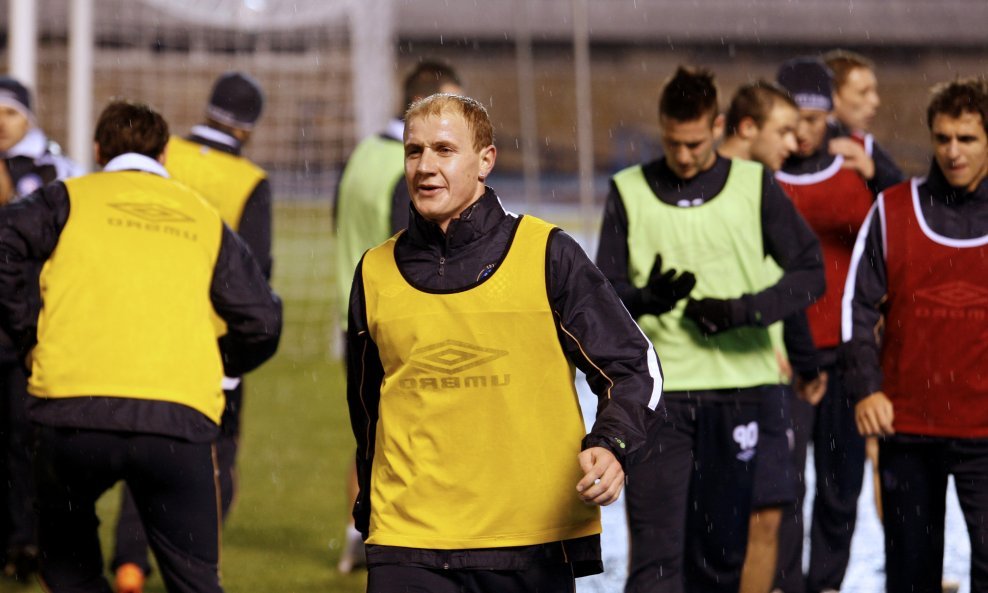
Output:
[{"xmin": 404, "ymin": 93, "xmax": 494, "ymax": 151}]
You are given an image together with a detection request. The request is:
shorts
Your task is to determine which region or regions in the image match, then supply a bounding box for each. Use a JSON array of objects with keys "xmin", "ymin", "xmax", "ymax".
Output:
[{"xmin": 751, "ymin": 384, "xmax": 798, "ymax": 509}]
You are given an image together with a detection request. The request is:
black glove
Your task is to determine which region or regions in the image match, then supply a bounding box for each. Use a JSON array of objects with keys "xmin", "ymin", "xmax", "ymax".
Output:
[
  {"xmin": 683, "ymin": 297, "xmax": 745, "ymax": 336},
  {"xmin": 638, "ymin": 254, "xmax": 696, "ymax": 316}
]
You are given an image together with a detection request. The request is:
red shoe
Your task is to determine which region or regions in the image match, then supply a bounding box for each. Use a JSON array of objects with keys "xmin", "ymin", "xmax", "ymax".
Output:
[{"xmin": 115, "ymin": 563, "xmax": 145, "ymax": 593}]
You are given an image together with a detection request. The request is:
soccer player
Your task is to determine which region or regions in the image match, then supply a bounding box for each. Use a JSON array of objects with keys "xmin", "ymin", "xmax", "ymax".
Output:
[
  {"xmin": 773, "ymin": 57, "xmax": 880, "ymax": 593},
  {"xmin": 0, "ymin": 75, "xmax": 83, "ymax": 581},
  {"xmin": 111, "ymin": 71, "xmax": 273, "ymax": 593},
  {"xmin": 842, "ymin": 76, "xmax": 988, "ymax": 593},
  {"xmin": 823, "ymin": 49, "xmax": 904, "ymax": 195},
  {"xmin": 597, "ymin": 66, "xmax": 823, "ymax": 593},
  {"xmin": 822, "ymin": 46, "xmax": 907, "ymax": 569},
  {"xmin": 0, "ymin": 99, "xmax": 281, "ymax": 593},
  {"xmin": 347, "ymin": 92, "xmax": 662, "ymax": 592},
  {"xmin": 718, "ymin": 80, "xmax": 827, "ymax": 593},
  {"xmin": 333, "ymin": 60, "xmax": 461, "ymax": 574}
]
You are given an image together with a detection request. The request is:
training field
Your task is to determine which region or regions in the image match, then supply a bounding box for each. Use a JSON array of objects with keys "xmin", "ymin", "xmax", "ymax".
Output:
[{"xmin": 0, "ymin": 198, "xmax": 972, "ymax": 593}]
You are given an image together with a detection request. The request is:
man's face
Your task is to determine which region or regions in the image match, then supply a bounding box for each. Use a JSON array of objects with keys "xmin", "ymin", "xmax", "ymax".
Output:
[
  {"xmin": 404, "ymin": 109, "xmax": 495, "ymax": 232},
  {"xmin": 932, "ymin": 111, "xmax": 988, "ymax": 193},
  {"xmin": 0, "ymin": 106, "xmax": 30, "ymax": 153},
  {"xmin": 660, "ymin": 113, "xmax": 723, "ymax": 180},
  {"xmin": 794, "ymin": 109, "xmax": 829, "ymax": 158},
  {"xmin": 833, "ymin": 67, "xmax": 880, "ymax": 132},
  {"xmin": 748, "ymin": 102, "xmax": 799, "ymax": 172}
]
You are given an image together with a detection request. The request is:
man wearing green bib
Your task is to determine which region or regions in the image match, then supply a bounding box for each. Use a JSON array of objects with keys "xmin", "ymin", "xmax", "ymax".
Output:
[{"xmin": 595, "ymin": 66, "xmax": 824, "ymax": 593}]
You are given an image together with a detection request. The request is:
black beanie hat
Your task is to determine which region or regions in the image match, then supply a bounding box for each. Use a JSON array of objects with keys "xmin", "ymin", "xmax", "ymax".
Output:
[
  {"xmin": 0, "ymin": 76, "xmax": 34, "ymax": 121},
  {"xmin": 777, "ymin": 58, "xmax": 834, "ymax": 112},
  {"xmin": 206, "ymin": 71, "xmax": 264, "ymax": 130}
]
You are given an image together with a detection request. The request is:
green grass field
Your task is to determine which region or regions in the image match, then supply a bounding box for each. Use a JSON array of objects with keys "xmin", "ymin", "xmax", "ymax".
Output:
[{"xmin": 0, "ymin": 200, "xmax": 367, "ymax": 593}]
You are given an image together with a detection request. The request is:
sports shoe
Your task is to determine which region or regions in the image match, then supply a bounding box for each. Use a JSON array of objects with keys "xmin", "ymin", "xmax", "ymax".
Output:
[
  {"xmin": 115, "ymin": 563, "xmax": 145, "ymax": 593},
  {"xmin": 337, "ymin": 524, "xmax": 366, "ymax": 574}
]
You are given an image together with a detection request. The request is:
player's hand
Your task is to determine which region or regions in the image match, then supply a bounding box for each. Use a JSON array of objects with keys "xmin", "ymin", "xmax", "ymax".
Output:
[
  {"xmin": 775, "ymin": 349, "xmax": 793, "ymax": 383},
  {"xmin": 795, "ymin": 370, "xmax": 828, "ymax": 406},
  {"xmin": 639, "ymin": 254, "xmax": 696, "ymax": 316},
  {"xmin": 576, "ymin": 447, "xmax": 624, "ymax": 506},
  {"xmin": 683, "ymin": 297, "xmax": 743, "ymax": 336},
  {"xmin": 829, "ymin": 137, "xmax": 875, "ymax": 181},
  {"xmin": 855, "ymin": 391, "xmax": 894, "ymax": 437}
]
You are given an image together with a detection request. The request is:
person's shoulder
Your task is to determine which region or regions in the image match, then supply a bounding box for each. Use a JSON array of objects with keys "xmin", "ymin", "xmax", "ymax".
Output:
[
  {"xmin": 539, "ymin": 223, "xmax": 588, "ymax": 260},
  {"xmin": 725, "ymin": 155, "xmax": 764, "ymax": 175},
  {"xmin": 827, "ymin": 118, "xmax": 850, "ymax": 139}
]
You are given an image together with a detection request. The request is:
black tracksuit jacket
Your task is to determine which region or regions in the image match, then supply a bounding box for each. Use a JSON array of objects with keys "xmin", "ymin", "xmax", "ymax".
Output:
[{"xmin": 346, "ymin": 188, "xmax": 662, "ymax": 574}]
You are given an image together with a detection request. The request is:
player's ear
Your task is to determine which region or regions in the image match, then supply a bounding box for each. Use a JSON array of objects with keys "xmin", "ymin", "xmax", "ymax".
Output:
[
  {"xmin": 738, "ymin": 117, "xmax": 758, "ymax": 140},
  {"xmin": 712, "ymin": 113, "xmax": 726, "ymax": 142},
  {"xmin": 478, "ymin": 145, "xmax": 496, "ymax": 181}
]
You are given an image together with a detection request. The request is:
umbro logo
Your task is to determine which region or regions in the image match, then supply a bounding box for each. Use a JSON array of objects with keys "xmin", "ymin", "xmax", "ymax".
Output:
[
  {"xmin": 915, "ymin": 281, "xmax": 988, "ymax": 309},
  {"xmin": 109, "ymin": 203, "xmax": 193, "ymax": 223},
  {"xmin": 912, "ymin": 281, "xmax": 988, "ymax": 322},
  {"xmin": 409, "ymin": 340, "xmax": 508, "ymax": 376}
]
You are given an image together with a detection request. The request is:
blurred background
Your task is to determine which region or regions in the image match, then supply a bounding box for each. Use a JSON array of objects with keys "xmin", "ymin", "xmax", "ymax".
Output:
[
  {"xmin": 0, "ymin": 1, "xmax": 985, "ymax": 591},
  {"xmin": 4, "ymin": 0, "xmax": 986, "ymax": 362}
]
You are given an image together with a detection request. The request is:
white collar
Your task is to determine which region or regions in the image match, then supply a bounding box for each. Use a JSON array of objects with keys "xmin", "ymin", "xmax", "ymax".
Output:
[
  {"xmin": 102, "ymin": 153, "xmax": 170, "ymax": 177},
  {"xmin": 190, "ymin": 125, "xmax": 240, "ymax": 150},
  {"xmin": 385, "ymin": 118, "xmax": 405, "ymax": 142},
  {"xmin": 2, "ymin": 128, "xmax": 48, "ymax": 159}
]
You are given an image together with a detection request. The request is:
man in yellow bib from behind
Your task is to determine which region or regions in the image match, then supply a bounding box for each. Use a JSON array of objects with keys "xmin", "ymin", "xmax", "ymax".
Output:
[
  {"xmin": 345, "ymin": 93, "xmax": 663, "ymax": 593},
  {"xmin": 111, "ymin": 71, "xmax": 273, "ymax": 593},
  {"xmin": 0, "ymin": 100, "xmax": 282, "ymax": 593}
]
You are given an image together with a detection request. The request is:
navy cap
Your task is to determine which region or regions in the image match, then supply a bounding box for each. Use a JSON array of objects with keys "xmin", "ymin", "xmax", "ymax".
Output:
[
  {"xmin": 206, "ymin": 71, "xmax": 264, "ymax": 130},
  {"xmin": 777, "ymin": 58, "xmax": 834, "ymax": 112},
  {"xmin": 0, "ymin": 76, "xmax": 34, "ymax": 121}
]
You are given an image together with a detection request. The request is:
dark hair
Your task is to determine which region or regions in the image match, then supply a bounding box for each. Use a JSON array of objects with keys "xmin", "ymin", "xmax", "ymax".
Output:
[
  {"xmin": 403, "ymin": 61, "xmax": 461, "ymax": 111},
  {"xmin": 926, "ymin": 77, "xmax": 988, "ymax": 134},
  {"xmin": 94, "ymin": 100, "xmax": 169, "ymax": 165},
  {"xmin": 823, "ymin": 49, "xmax": 875, "ymax": 91},
  {"xmin": 405, "ymin": 93, "xmax": 494, "ymax": 151},
  {"xmin": 659, "ymin": 66, "xmax": 718, "ymax": 123},
  {"xmin": 725, "ymin": 80, "xmax": 797, "ymax": 136}
]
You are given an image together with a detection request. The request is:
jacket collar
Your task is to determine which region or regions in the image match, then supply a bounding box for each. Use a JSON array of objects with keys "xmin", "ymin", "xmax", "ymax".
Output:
[
  {"xmin": 188, "ymin": 125, "xmax": 241, "ymax": 155},
  {"xmin": 1, "ymin": 128, "xmax": 48, "ymax": 159},
  {"xmin": 383, "ymin": 118, "xmax": 404, "ymax": 142},
  {"xmin": 407, "ymin": 187, "xmax": 507, "ymax": 250},
  {"xmin": 102, "ymin": 153, "xmax": 169, "ymax": 177},
  {"xmin": 926, "ymin": 159, "xmax": 988, "ymax": 205}
]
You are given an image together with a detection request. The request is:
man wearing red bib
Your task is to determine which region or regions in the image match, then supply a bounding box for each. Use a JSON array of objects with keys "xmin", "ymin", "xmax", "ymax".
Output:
[
  {"xmin": 774, "ymin": 58, "xmax": 880, "ymax": 593},
  {"xmin": 346, "ymin": 93, "xmax": 662, "ymax": 593},
  {"xmin": 842, "ymin": 77, "xmax": 988, "ymax": 593}
]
